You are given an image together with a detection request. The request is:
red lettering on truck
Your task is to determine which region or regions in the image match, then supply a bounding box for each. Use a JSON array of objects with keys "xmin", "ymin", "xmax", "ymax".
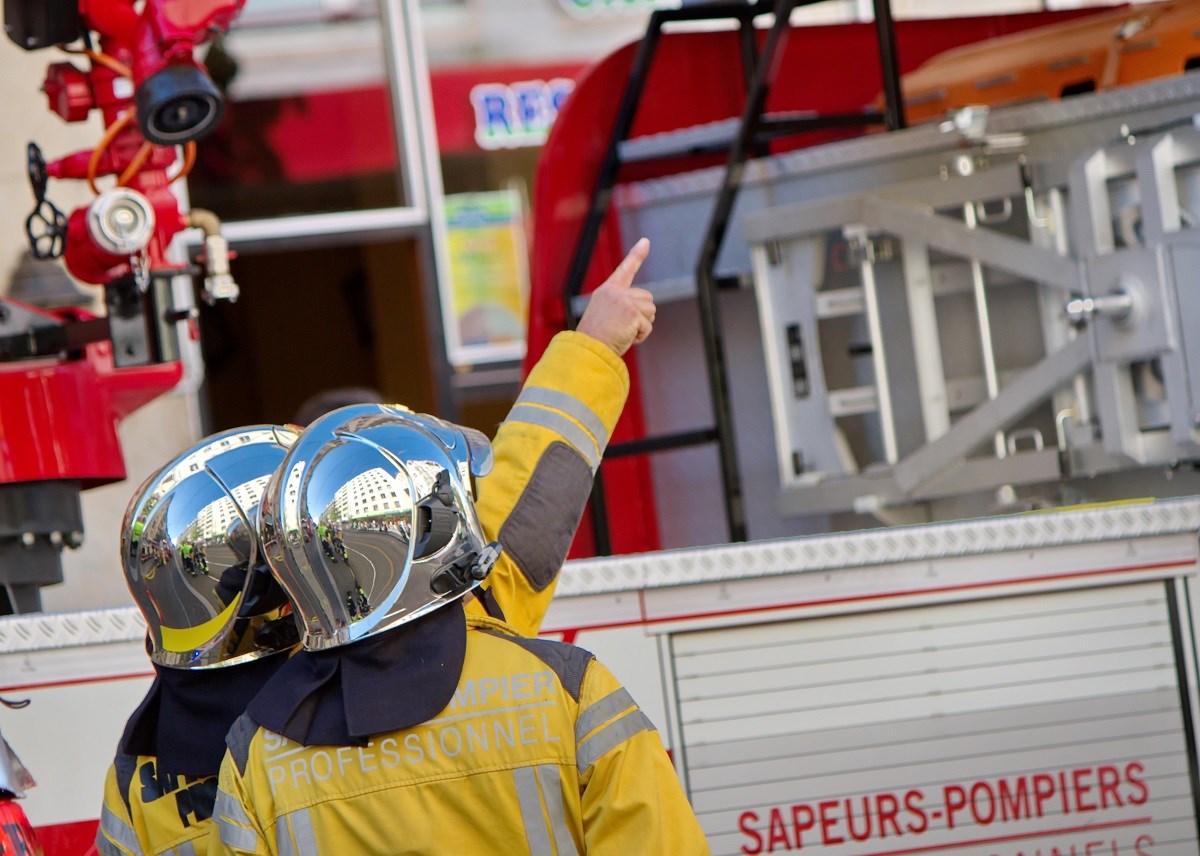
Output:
[
  {"xmin": 998, "ymin": 775, "xmax": 1032, "ymax": 821},
  {"xmin": 1073, "ymin": 768, "xmax": 1097, "ymax": 812},
  {"xmin": 845, "ymin": 797, "xmax": 872, "ymax": 842},
  {"xmin": 739, "ymin": 810, "xmax": 762, "ymax": 855},
  {"xmin": 904, "ymin": 789, "xmax": 928, "ymax": 834},
  {"xmin": 818, "ymin": 799, "xmax": 843, "ymax": 845},
  {"xmin": 1096, "ymin": 765, "xmax": 1123, "ymax": 809},
  {"xmin": 971, "ymin": 781, "xmax": 997, "ymax": 825},
  {"xmin": 944, "ymin": 784, "xmax": 967, "ymax": 828},
  {"xmin": 734, "ymin": 759, "xmax": 1151, "ymax": 852},
  {"xmin": 877, "ymin": 792, "xmax": 900, "ymax": 838},
  {"xmin": 1127, "ymin": 761, "xmax": 1149, "ymax": 805},
  {"xmin": 791, "ymin": 803, "xmax": 814, "ymax": 848},
  {"xmin": 767, "ymin": 808, "xmax": 790, "ymax": 851},
  {"xmin": 1033, "ymin": 773, "xmax": 1056, "ymax": 816}
]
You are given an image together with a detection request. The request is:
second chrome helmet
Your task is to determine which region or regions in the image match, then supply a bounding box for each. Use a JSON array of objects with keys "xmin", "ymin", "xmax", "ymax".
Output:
[
  {"xmin": 122, "ymin": 425, "xmax": 300, "ymax": 668},
  {"xmin": 258, "ymin": 404, "xmax": 499, "ymax": 651}
]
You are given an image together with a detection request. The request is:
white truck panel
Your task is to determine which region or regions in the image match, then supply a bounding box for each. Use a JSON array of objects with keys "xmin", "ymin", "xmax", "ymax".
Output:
[
  {"xmin": 3, "ymin": 498, "xmax": 1200, "ymax": 852},
  {"xmin": 0, "ymin": 638, "xmax": 151, "ymax": 827},
  {"xmin": 677, "ymin": 582, "xmax": 1194, "ymax": 855}
]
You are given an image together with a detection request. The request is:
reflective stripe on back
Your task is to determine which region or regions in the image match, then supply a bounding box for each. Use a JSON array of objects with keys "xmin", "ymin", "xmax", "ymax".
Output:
[
  {"xmin": 504, "ymin": 405, "xmax": 600, "ymax": 470},
  {"xmin": 514, "ymin": 765, "xmax": 579, "ymax": 856},
  {"xmin": 575, "ymin": 687, "xmax": 635, "ymax": 742},
  {"xmin": 100, "ymin": 803, "xmax": 143, "ymax": 855},
  {"xmin": 514, "ymin": 767, "xmax": 552, "ymax": 855},
  {"xmin": 537, "ymin": 765, "xmax": 579, "ymax": 856},
  {"xmin": 576, "ymin": 708, "xmax": 655, "ymax": 772},
  {"xmin": 276, "ymin": 806, "xmax": 319, "ymax": 856},
  {"xmin": 515, "ymin": 387, "xmax": 610, "ymax": 452},
  {"xmin": 172, "ymin": 840, "xmax": 197, "ymax": 856}
]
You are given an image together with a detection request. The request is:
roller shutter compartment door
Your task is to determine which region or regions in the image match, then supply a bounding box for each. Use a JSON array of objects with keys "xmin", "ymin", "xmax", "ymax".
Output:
[{"xmin": 673, "ymin": 582, "xmax": 1199, "ymax": 856}]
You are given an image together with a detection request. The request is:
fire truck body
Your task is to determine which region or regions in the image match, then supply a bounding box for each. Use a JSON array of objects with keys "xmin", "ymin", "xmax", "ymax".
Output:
[
  {"xmin": 575, "ymin": 32, "xmax": 1200, "ymax": 549},
  {"xmin": 6, "ymin": 498, "xmax": 1200, "ymax": 852}
]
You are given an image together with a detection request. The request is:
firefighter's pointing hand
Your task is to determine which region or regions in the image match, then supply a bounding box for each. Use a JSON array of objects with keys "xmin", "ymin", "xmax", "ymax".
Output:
[{"xmin": 577, "ymin": 237, "xmax": 655, "ymax": 356}]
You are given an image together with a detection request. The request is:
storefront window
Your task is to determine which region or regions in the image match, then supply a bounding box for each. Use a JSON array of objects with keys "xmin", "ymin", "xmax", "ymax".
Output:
[
  {"xmin": 189, "ymin": 4, "xmax": 404, "ymax": 221},
  {"xmin": 188, "ymin": 85, "xmax": 402, "ymax": 220}
]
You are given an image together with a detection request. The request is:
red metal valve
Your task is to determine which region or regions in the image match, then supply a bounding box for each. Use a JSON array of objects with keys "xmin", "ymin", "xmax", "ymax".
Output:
[{"xmin": 42, "ymin": 61, "xmax": 93, "ymax": 123}]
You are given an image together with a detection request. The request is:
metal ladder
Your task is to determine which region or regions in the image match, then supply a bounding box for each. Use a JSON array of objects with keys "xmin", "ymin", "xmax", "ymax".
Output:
[{"xmin": 564, "ymin": 0, "xmax": 907, "ymax": 551}]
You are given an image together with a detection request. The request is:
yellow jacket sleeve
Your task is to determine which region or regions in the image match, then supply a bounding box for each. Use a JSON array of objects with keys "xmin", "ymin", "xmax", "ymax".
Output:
[
  {"xmin": 468, "ymin": 331, "xmax": 630, "ymax": 636},
  {"xmin": 576, "ymin": 660, "xmax": 711, "ymax": 855}
]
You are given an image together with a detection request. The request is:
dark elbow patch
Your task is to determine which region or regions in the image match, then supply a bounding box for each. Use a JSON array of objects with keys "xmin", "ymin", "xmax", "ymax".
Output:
[{"xmin": 499, "ymin": 441, "xmax": 593, "ymax": 592}]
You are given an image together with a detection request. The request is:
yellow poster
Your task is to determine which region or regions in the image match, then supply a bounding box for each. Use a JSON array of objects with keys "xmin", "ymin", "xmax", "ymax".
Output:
[{"xmin": 443, "ymin": 190, "xmax": 529, "ymax": 364}]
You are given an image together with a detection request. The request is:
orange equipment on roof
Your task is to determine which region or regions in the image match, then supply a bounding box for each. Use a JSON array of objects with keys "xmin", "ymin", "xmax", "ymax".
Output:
[{"xmin": 899, "ymin": 1, "xmax": 1200, "ymax": 124}]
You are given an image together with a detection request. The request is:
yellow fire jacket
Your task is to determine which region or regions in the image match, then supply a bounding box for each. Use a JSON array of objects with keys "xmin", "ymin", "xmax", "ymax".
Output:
[
  {"xmin": 97, "ymin": 331, "xmax": 631, "ymax": 856},
  {"xmin": 210, "ymin": 615, "xmax": 709, "ymax": 856}
]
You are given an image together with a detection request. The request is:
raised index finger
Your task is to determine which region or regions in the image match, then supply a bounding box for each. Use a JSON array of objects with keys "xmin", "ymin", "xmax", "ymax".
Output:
[{"xmin": 606, "ymin": 237, "xmax": 651, "ymax": 289}]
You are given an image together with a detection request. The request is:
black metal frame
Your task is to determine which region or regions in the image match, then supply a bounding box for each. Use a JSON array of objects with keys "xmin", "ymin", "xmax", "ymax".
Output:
[{"xmin": 565, "ymin": 0, "xmax": 906, "ymax": 553}]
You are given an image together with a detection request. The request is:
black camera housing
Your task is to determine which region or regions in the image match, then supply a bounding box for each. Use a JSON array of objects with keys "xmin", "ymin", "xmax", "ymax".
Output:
[{"xmin": 4, "ymin": 0, "xmax": 81, "ymax": 50}]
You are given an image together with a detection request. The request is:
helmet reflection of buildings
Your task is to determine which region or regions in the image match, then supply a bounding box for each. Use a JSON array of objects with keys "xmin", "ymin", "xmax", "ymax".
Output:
[{"xmin": 329, "ymin": 463, "xmax": 439, "ymax": 520}]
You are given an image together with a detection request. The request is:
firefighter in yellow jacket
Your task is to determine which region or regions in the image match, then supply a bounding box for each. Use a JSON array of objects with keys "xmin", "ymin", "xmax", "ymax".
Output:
[
  {"xmin": 97, "ymin": 240, "xmax": 658, "ymax": 856},
  {"xmin": 208, "ymin": 354, "xmax": 709, "ymax": 854}
]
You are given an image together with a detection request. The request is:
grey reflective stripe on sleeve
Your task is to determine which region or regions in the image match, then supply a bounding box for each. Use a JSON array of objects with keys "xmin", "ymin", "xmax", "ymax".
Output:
[
  {"xmin": 575, "ymin": 687, "xmax": 635, "ymax": 743},
  {"xmin": 214, "ymin": 790, "xmax": 259, "ymax": 852},
  {"xmin": 276, "ymin": 807, "xmax": 318, "ymax": 856},
  {"xmin": 516, "ymin": 387, "xmax": 609, "ymax": 453},
  {"xmin": 505, "ymin": 404, "xmax": 600, "ymax": 470},
  {"xmin": 95, "ymin": 832, "xmax": 125, "ymax": 856},
  {"xmin": 576, "ymin": 708, "xmax": 656, "ymax": 772},
  {"xmin": 514, "ymin": 766, "xmax": 579, "ymax": 856},
  {"xmin": 100, "ymin": 804, "xmax": 142, "ymax": 855}
]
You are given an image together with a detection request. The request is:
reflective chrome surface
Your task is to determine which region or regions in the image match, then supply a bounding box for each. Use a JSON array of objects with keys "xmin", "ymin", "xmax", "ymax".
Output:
[
  {"xmin": 122, "ymin": 425, "xmax": 299, "ymax": 668},
  {"xmin": 259, "ymin": 405, "xmax": 499, "ymax": 650}
]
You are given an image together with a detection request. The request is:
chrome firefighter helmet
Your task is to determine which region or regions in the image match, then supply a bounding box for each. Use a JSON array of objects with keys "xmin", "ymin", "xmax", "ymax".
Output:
[
  {"xmin": 122, "ymin": 425, "xmax": 300, "ymax": 668},
  {"xmin": 258, "ymin": 404, "xmax": 499, "ymax": 651}
]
